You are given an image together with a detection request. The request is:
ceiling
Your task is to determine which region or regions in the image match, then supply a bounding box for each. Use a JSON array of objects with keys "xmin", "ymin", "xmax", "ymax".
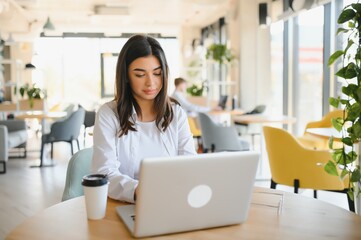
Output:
[{"xmin": 0, "ymin": 0, "xmax": 233, "ymax": 41}]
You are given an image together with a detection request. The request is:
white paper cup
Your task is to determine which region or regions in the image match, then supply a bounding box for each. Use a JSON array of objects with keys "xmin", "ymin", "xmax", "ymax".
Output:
[{"xmin": 82, "ymin": 174, "xmax": 109, "ymax": 220}]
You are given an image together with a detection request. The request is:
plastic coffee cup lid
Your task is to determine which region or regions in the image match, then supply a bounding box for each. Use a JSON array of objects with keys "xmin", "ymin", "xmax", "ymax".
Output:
[{"xmin": 82, "ymin": 174, "xmax": 108, "ymax": 187}]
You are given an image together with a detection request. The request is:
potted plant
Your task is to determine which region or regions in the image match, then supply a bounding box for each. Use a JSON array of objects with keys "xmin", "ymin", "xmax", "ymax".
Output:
[
  {"xmin": 327, "ymin": 2, "xmax": 361, "ymax": 202},
  {"xmin": 16, "ymin": 83, "xmax": 46, "ymax": 109},
  {"xmin": 186, "ymin": 81, "xmax": 207, "ymax": 97}
]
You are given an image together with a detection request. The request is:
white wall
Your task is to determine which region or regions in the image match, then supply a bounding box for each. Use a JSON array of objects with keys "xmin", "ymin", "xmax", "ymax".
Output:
[
  {"xmin": 233, "ymin": 0, "xmax": 271, "ymax": 111},
  {"xmin": 179, "ymin": 0, "xmax": 272, "ymax": 111}
]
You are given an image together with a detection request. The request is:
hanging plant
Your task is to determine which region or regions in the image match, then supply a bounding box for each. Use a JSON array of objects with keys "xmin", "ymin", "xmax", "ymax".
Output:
[
  {"xmin": 205, "ymin": 43, "xmax": 234, "ymax": 64},
  {"xmin": 327, "ymin": 3, "xmax": 361, "ymax": 200}
]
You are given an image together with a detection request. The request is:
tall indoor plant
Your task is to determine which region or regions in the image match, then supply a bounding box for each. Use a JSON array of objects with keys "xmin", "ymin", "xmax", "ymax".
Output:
[{"xmin": 327, "ymin": 2, "xmax": 361, "ymax": 200}]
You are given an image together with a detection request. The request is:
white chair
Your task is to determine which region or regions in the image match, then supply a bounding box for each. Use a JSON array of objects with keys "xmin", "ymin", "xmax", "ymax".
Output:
[{"xmin": 0, "ymin": 120, "xmax": 28, "ymax": 174}]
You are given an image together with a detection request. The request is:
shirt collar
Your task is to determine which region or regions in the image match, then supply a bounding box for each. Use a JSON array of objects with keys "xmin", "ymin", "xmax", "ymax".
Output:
[
  {"xmin": 130, "ymin": 106, "xmax": 137, "ymax": 124},
  {"xmin": 130, "ymin": 105, "xmax": 165, "ymax": 130}
]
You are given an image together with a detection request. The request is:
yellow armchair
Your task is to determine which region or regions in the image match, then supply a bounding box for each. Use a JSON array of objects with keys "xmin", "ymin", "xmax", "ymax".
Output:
[
  {"xmin": 263, "ymin": 126, "xmax": 354, "ymax": 211},
  {"xmin": 188, "ymin": 117, "xmax": 202, "ymax": 152},
  {"xmin": 298, "ymin": 110, "xmax": 344, "ymax": 149},
  {"xmin": 188, "ymin": 117, "xmax": 201, "ymax": 138}
]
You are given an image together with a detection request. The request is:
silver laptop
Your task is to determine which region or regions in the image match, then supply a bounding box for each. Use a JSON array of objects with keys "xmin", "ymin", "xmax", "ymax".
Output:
[{"xmin": 116, "ymin": 151, "xmax": 259, "ymax": 238}]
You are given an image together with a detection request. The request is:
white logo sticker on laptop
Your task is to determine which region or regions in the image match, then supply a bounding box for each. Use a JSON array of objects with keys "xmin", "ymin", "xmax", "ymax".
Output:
[{"xmin": 187, "ymin": 185, "xmax": 212, "ymax": 208}]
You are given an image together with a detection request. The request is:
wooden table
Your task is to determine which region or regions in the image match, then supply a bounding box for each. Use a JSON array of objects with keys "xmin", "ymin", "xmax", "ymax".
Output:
[
  {"xmin": 233, "ymin": 114, "xmax": 297, "ymax": 125},
  {"xmin": 6, "ymin": 187, "xmax": 361, "ymax": 240},
  {"xmin": 15, "ymin": 111, "xmax": 67, "ymax": 122},
  {"xmin": 207, "ymin": 109, "xmax": 245, "ymax": 126},
  {"xmin": 306, "ymin": 127, "xmax": 344, "ymax": 140},
  {"xmin": 209, "ymin": 108, "xmax": 244, "ymax": 116},
  {"xmin": 15, "ymin": 111, "xmax": 67, "ymax": 167}
]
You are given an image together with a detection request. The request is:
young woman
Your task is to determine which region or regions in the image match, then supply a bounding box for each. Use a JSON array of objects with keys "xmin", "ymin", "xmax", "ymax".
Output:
[{"xmin": 92, "ymin": 35, "xmax": 196, "ymax": 203}]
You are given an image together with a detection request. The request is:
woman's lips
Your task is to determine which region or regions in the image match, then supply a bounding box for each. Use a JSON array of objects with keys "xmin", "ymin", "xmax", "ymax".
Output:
[{"xmin": 143, "ymin": 89, "xmax": 157, "ymax": 95}]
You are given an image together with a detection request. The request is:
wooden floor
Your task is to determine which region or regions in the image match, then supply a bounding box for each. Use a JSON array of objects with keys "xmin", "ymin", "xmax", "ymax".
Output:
[
  {"xmin": 0, "ymin": 130, "xmax": 351, "ymax": 239},
  {"xmin": 0, "ymin": 130, "xmax": 93, "ymax": 240}
]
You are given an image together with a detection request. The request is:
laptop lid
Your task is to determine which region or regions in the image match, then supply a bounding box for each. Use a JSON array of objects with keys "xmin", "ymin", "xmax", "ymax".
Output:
[
  {"xmin": 133, "ymin": 151, "xmax": 259, "ymax": 238},
  {"xmin": 218, "ymin": 95, "xmax": 228, "ymax": 110}
]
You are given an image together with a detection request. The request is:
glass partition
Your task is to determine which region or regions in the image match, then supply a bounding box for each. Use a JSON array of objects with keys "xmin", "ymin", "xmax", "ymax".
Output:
[{"xmin": 295, "ymin": 6, "xmax": 324, "ymax": 135}]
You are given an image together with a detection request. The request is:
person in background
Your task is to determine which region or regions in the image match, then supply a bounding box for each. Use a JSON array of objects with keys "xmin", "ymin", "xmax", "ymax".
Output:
[
  {"xmin": 92, "ymin": 35, "xmax": 196, "ymax": 203},
  {"xmin": 171, "ymin": 77, "xmax": 213, "ymax": 116}
]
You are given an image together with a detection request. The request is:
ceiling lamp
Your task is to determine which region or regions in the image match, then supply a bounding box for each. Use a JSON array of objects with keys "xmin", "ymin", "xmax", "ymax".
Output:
[
  {"xmin": 43, "ymin": 16, "xmax": 55, "ymax": 30},
  {"xmin": 5, "ymin": 33, "xmax": 15, "ymax": 45},
  {"xmin": 25, "ymin": 63, "xmax": 36, "ymax": 69},
  {"xmin": 259, "ymin": 3, "xmax": 271, "ymax": 27},
  {"xmin": 289, "ymin": 0, "xmax": 315, "ymax": 12}
]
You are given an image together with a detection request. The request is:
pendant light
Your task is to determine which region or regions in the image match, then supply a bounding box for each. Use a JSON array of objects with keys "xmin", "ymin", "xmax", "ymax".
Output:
[
  {"xmin": 25, "ymin": 63, "xmax": 36, "ymax": 69},
  {"xmin": 43, "ymin": 16, "xmax": 55, "ymax": 30}
]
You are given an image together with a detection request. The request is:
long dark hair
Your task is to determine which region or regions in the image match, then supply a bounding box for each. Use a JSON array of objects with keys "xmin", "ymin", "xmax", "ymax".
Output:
[{"xmin": 115, "ymin": 34, "xmax": 175, "ymax": 136}]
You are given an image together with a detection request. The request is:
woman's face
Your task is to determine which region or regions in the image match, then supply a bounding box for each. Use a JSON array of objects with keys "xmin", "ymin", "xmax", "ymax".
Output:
[{"xmin": 128, "ymin": 55, "xmax": 163, "ymax": 103}]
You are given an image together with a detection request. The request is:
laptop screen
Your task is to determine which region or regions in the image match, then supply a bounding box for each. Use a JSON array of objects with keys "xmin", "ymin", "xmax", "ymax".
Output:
[{"xmin": 218, "ymin": 95, "xmax": 228, "ymax": 110}]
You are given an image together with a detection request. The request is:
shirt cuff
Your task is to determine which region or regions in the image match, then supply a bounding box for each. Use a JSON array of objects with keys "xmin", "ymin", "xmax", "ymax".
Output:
[{"xmin": 123, "ymin": 179, "xmax": 139, "ymax": 204}]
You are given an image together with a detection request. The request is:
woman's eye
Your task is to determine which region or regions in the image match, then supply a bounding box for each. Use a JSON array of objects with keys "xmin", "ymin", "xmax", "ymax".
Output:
[
  {"xmin": 135, "ymin": 74, "xmax": 145, "ymax": 77},
  {"xmin": 154, "ymin": 72, "xmax": 162, "ymax": 76}
]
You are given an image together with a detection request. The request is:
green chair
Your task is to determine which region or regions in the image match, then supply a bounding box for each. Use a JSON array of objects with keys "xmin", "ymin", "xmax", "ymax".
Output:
[{"xmin": 62, "ymin": 147, "xmax": 93, "ymax": 201}]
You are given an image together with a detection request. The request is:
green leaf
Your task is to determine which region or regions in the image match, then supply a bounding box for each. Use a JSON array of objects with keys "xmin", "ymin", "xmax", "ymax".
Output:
[
  {"xmin": 338, "ymin": 9, "xmax": 356, "ymax": 24},
  {"xmin": 344, "ymin": 39, "xmax": 354, "ymax": 55},
  {"xmin": 328, "ymin": 136, "xmax": 334, "ymax": 149},
  {"xmin": 206, "ymin": 43, "xmax": 233, "ymax": 64},
  {"xmin": 340, "ymin": 168, "xmax": 349, "ymax": 180},
  {"xmin": 348, "ymin": 21, "xmax": 355, "ymax": 28},
  {"xmin": 349, "ymin": 122, "xmax": 361, "ymax": 139},
  {"xmin": 324, "ymin": 160, "xmax": 339, "ymax": 176},
  {"xmin": 329, "ymin": 97, "xmax": 340, "ymax": 108},
  {"xmin": 356, "ymin": 87, "xmax": 361, "ymax": 101},
  {"xmin": 339, "ymin": 151, "xmax": 351, "ymax": 165},
  {"xmin": 341, "ymin": 137, "xmax": 353, "ymax": 146},
  {"xmin": 346, "ymin": 67, "xmax": 357, "ymax": 79},
  {"xmin": 186, "ymin": 84, "xmax": 204, "ymax": 96},
  {"xmin": 332, "ymin": 149, "xmax": 343, "ymax": 163},
  {"xmin": 347, "ymin": 102, "xmax": 361, "ymax": 121},
  {"xmin": 336, "ymin": 66, "xmax": 347, "ymax": 78},
  {"xmin": 328, "ymin": 50, "xmax": 344, "ymax": 66},
  {"xmin": 351, "ymin": 3, "xmax": 361, "ymax": 13},
  {"xmin": 331, "ymin": 117, "xmax": 343, "ymax": 132},
  {"xmin": 350, "ymin": 168, "xmax": 361, "ymax": 182},
  {"xmin": 336, "ymin": 27, "xmax": 349, "ymax": 35},
  {"xmin": 342, "ymin": 84, "xmax": 358, "ymax": 97},
  {"xmin": 336, "ymin": 64, "xmax": 357, "ymax": 79},
  {"xmin": 19, "ymin": 87, "xmax": 25, "ymax": 98},
  {"xmin": 348, "ymin": 189, "xmax": 354, "ymax": 201},
  {"xmin": 340, "ymin": 98, "xmax": 349, "ymax": 105},
  {"xmin": 347, "ymin": 151, "xmax": 358, "ymax": 163}
]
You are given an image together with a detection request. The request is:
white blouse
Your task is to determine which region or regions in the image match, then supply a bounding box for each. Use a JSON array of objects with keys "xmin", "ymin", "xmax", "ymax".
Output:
[{"xmin": 92, "ymin": 101, "xmax": 196, "ymax": 203}]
